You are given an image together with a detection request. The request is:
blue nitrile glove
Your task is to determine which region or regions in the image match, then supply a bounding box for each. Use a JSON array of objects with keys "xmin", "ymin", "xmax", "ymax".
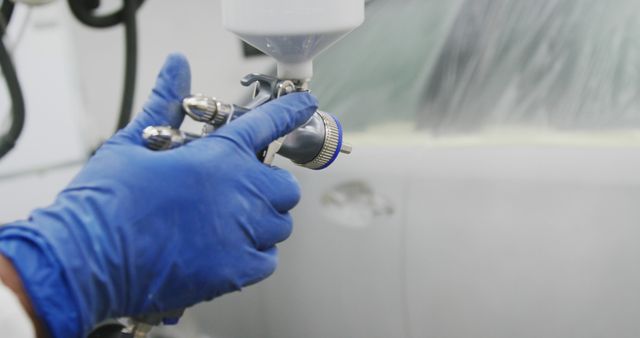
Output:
[{"xmin": 0, "ymin": 54, "xmax": 318, "ymax": 338}]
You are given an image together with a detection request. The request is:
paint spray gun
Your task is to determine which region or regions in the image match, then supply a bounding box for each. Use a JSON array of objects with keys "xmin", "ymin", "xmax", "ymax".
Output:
[
  {"xmin": 89, "ymin": 1, "xmax": 365, "ymax": 337},
  {"xmin": 142, "ymin": 0, "xmax": 366, "ymax": 170},
  {"xmin": 142, "ymin": 73, "xmax": 351, "ymax": 169}
]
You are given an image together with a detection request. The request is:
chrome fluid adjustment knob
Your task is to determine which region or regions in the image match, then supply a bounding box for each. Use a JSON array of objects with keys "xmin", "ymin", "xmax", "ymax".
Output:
[
  {"xmin": 182, "ymin": 94, "xmax": 218, "ymax": 122},
  {"xmin": 183, "ymin": 94, "xmax": 247, "ymax": 127},
  {"xmin": 142, "ymin": 126, "xmax": 199, "ymax": 151},
  {"xmin": 182, "ymin": 94, "xmax": 227, "ymax": 125},
  {"xmin": 278, "ymin": 111, "xmax": 351, "ymax": 170}
]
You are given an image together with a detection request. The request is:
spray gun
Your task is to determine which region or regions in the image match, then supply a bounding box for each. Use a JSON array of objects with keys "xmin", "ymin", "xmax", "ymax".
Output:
[
  {"xmin": 142, "ymin": 73, "xmax": 351, "ymax": 169},
  {"xmin": 142, "ymin": 0, "xmax": 366, "ymax": 169},
  {"xmin": 88, "ymin": 0, "xmax": 364, "ymax": 337}
]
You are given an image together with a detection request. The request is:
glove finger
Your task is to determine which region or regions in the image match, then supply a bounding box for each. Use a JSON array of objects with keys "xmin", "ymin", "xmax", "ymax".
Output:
[
  {"xmin": 238, "ymin": 246, "xmax": 278, "ymax": 288},
  {"xmin": 212, "ymin": 92, "xmax": 318, "ymax": 152},
  {"xmin": 253, "ymin": 212, "xmax": 293, "ymax": 250},
  {"xmin": 259, "ymin": 166, "xmax": 302, "ymax": 213},
  {"xmin": 239, "ymin": 198, "xmax": 293, "ymax": 250},
  {"xmin": 114, "ymin": 53, "xmax": 192, "ymax": 145}
]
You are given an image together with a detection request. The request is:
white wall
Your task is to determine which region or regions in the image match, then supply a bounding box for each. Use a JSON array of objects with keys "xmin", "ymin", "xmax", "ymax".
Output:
[
  {"xmin": 70, "ymin": 0, "xmax": 274, "ymax": 142},
  {"xmin": 0, "ymin": 2, "xmax": 87, "ymax": 222},
  {"xmin": 0, "ymin": 0, "xmax": 273, "ymax": 222}
]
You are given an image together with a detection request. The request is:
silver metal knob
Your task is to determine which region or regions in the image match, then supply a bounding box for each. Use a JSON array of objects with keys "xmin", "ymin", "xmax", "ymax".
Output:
[
  {"xmin": 182, "ymin": 94, "xmax": 226, "ymax": 125},
  {"xmin": 278, "ymin": 111, "xmax": 349, "ymax": 170},
  {"xmin": 142, "ymin": 126, "xmax": 198, "ymax": 150},
  {"xmin": 183, "ymin": 94, "xmax": 246, "ymax": 127}
]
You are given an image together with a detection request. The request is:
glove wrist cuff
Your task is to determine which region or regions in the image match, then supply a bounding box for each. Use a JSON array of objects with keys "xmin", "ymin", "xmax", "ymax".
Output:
[{"xmin": 0, "ymin": 224, "xmax": 84, "ymax": 338}]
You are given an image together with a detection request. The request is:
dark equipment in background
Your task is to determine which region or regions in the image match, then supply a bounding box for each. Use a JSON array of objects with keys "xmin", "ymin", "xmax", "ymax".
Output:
[
  {"xmin": 0, "ymin": 0, "xmax": 144, "ymax": 162},
  {"xmin": 67, "ymin": 0, "xmax": 145, "ymax": 131},
  {"xmin": 0, "ymin": 0, "xmax": 26, "ymax": 161}
]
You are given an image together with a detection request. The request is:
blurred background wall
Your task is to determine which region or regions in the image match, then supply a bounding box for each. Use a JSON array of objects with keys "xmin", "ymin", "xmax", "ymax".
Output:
[{"xmin": 4, "ymin": 1, "xmax": 640, "ymax": 337}]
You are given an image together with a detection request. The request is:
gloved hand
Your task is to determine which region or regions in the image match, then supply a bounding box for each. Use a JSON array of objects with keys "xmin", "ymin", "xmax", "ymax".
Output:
[{"xmin": 0, "ymin": 54, "xmax": 318, "ymax": 338}]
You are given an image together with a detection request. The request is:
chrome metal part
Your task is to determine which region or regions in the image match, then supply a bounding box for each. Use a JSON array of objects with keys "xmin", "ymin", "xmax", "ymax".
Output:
[
  {"xmin": 182, "ymin": 94, "xmax": 217, "ymax": 123},
  {"xmin": 341, "ymin": 143, "xmax": 353, "ymax": 154},
  {"xmin": 277, "ymin": 80, "xmax": 296, "ymax": 97},
  {"xmin": 182, "ymin": 94, "xmax": 236, "ymax": 126},
  {"xmin": 241, "ymin": 74, "xmax": 308, "ymax": 106},
  {"xmin": 122, "ymin": 309, "xmax": 184, "ymax": 338},
  {"xmin": 242, "ymin": 73, "xmax": 280, "ymax": 108},
  {"xmin": 297, "ymin": 111, "xmax": 342, "ymax": 170},
  {"xmin": 142, "ymin": 73, "xmax": 350, "ymax": 169},
  {"xmin": 263, "ymin": 136, "xmax": 286, "ymax": 165},
  {"xmin": 277, "ymin": 110, "xmax": 347, "ymax": 169},
  {"xmin": 142, "ymin": 126, "xmax": 198, "ymax": 150}
]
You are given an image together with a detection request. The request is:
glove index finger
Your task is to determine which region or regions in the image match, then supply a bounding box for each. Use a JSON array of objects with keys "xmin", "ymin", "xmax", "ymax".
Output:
[
  {"xmin": 216, "ymin": 92, "xmax": 318, "ymax": 152},
  {"xmin": 259, "ymin": 166, "xmax": 302, "ymax": 213},
  {"xmin": 119, "ymin": 54, "xmax": 191, "ymax": 145}
]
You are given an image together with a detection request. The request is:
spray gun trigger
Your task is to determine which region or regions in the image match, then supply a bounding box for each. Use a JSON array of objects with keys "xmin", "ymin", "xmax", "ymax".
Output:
[{"xmin": 263, "ymin": 136, "xmax": 287, "ymax": 166}]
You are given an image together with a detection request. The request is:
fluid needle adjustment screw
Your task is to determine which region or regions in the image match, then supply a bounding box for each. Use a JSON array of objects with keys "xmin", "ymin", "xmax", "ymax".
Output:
[{"xmin": 182, "ymin": 94, "xmax": 230, "ymax": 125}]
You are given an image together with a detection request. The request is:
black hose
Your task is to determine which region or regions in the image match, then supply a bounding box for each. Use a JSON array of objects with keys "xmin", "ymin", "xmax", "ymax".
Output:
[
  {"xmin": 68, "ymin": 0, "xmax": 144, "ymax": 28},
  {"xmin": 1, "ymin": 0, "xmax": 14, "ymax": 29},
  {"xmin": 0, "ymin": 29, "xmax": 26, "ymax": 160},
  {"xmin": 0, "ymin": 0, "xmax": 25, "ymax": 161},
  {"xmin": 67, "ymin": 0, "xmax": 144, "ymax": 131},
  {"xmin": 116, "ymin": 0, "xmax": 137, "ymax": 129}
]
